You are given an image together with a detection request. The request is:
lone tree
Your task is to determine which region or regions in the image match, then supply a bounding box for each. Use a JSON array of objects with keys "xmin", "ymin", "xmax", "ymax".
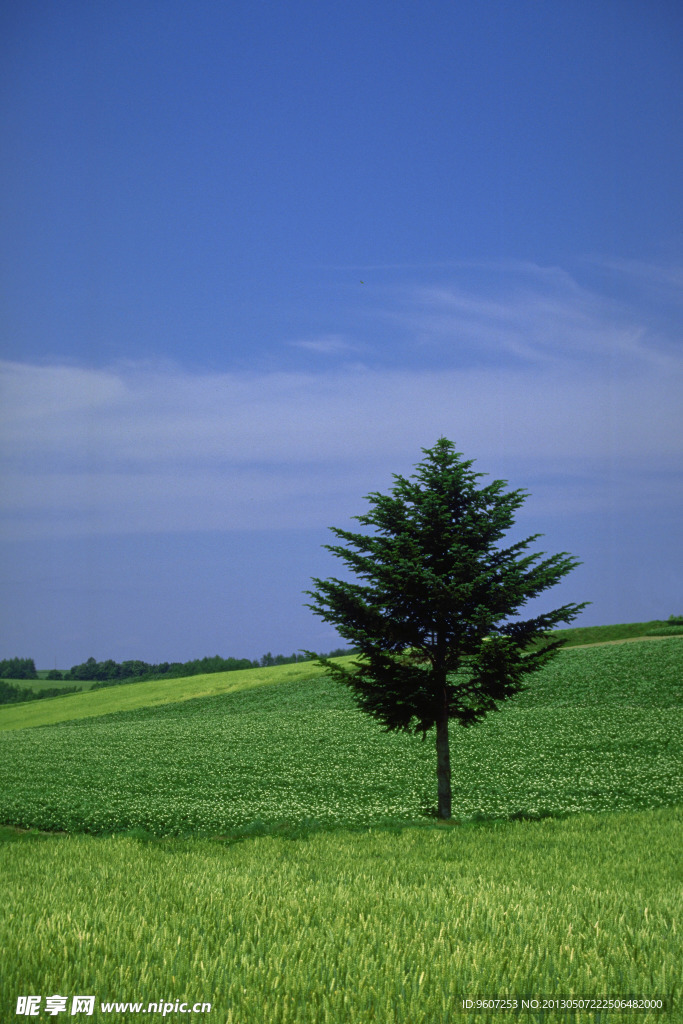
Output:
[{"xmin": 305, "ymin": 438, "xmax": 589, "ymax": 819}]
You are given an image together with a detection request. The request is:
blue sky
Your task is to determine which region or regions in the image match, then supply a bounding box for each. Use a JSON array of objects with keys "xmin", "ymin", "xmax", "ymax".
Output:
[{"xmin": 1, "ymin": 1, "xmax": 681, "ymax": 667}]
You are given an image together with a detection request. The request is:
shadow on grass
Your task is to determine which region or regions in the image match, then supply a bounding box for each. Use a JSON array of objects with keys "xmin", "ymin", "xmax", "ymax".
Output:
[
  {"xmin": 0, "ymin": 824, "xmax": 69, "ymax": 843},
  {"xmin": 5, "ymin": 801, "xmax": 681, "ymax": 847},
  {"xmin": 0, "ymin": 804, "xmax": 593, "ymax": 848}
]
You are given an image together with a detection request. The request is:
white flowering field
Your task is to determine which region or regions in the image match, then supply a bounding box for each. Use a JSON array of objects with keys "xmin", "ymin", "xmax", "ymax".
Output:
[{"xmin": 0, "ymin": 639, "xmax": 680, "ymax": 837}]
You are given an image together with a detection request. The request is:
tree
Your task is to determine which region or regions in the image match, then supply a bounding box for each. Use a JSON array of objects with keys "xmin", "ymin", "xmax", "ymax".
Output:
[{"xmin": 305, "ymin": 438, "xmax": 589, "ymax": 819}]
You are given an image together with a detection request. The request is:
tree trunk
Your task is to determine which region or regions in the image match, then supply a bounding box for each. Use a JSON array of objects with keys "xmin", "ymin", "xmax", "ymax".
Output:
[{"xmin": 435, "ymin": 691, "xmax": 452, "ymax": 819}]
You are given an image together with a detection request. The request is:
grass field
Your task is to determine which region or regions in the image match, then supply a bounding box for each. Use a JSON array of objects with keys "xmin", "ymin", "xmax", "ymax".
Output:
[
  {"xmin": 1, "ymin": 808, "xmax": 680, "ymax": 1024},
  {"xmin": 0, "ymin": 657, "xmax": 337, "ymax": 731},
  {"xmin": 545, "ymin": 619, "xmax": 683, "ymax": 647},
  {"xmin": 0, "ymin": 639, "xmax": 680, "ymax": 836},
  {"xmin": 7, "ymin": 676, "xmax": 91, "ymax": 693},
  {"xmin": 1, "ymin": 628, "xmax": 681, "ymax": 1022}
]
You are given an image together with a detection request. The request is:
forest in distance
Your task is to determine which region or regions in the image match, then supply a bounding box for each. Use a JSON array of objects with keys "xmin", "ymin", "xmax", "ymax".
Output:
[{"xmin": 0, "ymin": 648, "xmax": 357, "ymax": 704}]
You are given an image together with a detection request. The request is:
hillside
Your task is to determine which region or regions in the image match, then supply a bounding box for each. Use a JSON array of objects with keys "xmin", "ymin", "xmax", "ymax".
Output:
[
  {"xmin": 0, "ymin": 657, "xmax": 352, "ymax": 732},
  {"xmin": 3, "ymin": 618, "xmax": 682, "ymax": 724},
  {"xmin": 2, "ymin": 633, "xmax": 681, "ymax": 1023},
  {"xmin": 547, "ymin": 618, "xmax": 683, "ymax": 647},
  {"xmin": 0, "ymin": 638, "xmax": 680, "ymax": 838}
]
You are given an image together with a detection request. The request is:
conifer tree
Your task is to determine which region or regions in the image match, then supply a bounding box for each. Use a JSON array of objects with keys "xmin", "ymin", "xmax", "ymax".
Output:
[{"xmin": 305, "ymin": 438, "xmax": 589, "ymax": 819}]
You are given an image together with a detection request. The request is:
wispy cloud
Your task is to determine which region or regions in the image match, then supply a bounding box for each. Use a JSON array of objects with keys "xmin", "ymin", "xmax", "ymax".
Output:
[
  {"xmin": 1, "ymin": 261, "xmax": 680, "ymax": 539},
  {"xmin": 288, "ymin": 333, "xmax": 360, "ymax": 356},
  {"xmin": 377, "ymin": 260, "xmax": 679, "ymax": 370},
  {"xmin": 1, "ymin": 364, "xmax": 680, "ymax": 538}
]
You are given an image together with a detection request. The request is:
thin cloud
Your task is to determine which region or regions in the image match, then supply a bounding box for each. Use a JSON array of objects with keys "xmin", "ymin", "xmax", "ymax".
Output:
[
  {"xmin": 1, "ymin": 260, "xmax": 681, "ymax": 539},
  {"xmin": 1, "ymin": 358, "xmax": 680, "ymax": 539},
  {"xmin": 378, "ymin": 260, "xmax": 679, "ymax": 370},
  {"xmin": 289, "ymin": 334, "xmax": 360, "ymax": 356}
]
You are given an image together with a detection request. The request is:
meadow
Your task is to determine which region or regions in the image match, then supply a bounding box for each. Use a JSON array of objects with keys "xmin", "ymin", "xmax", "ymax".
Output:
[
  {"xmin": 1, "ymin": 632, "xmax": 681, "ymax": 1022},
  {"xmin": 0, "ymin": 657, "xmax": 329, "ymax": 731},
  {"xmin": 0, "ymin": 639, "xmax": 680, "ymax": 836},
  {"xmin": 1, "ymin": 809, "xmax": 680, "ymax": 1024}
]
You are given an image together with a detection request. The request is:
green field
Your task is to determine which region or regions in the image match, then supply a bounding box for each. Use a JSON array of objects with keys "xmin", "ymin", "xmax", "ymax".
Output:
[
  {"xmin": 547, "ymin": 619, "xmax": 683, "ymax": 647},
  {"xmin": 0, "ymin": 657, "xmax": 335, "ymax": 731},
  {"xmin": 6, "ymin": 676, "xmax": 91, "ymax": 693},
  {"xmin": 1, "ymin": 630, "xmax": 681, "ymax": 1022},
  {"xmin": 1, "ymin": 808, "xmax": 680, "ymax": 1024},
  {"xmin": 1, "ymin": 639, "xmax": 680, "ymax": 835}
]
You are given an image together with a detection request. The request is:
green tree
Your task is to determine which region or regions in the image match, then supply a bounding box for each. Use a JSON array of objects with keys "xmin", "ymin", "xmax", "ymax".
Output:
[{"xmin": 305, "ymin": 438, "xmax": 589, "ymax": 819}]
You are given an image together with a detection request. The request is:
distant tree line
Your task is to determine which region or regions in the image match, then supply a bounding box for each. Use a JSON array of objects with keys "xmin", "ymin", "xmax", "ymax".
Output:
[
  {"xmin": 46, "ymin": 648, "xmax": 357, "ymax": 689},
  {"xmin": 0, "ymin": 648, "xmax": 357, "ymax": 704},
  {"xmin": 0, "ymin": 658, "xmax": 38, "ymax": 679},
  {"xmin": 256, "ymin": 648, "xmax": 352, "ymax": 668},
  {"xmin": 57, "ymin": 654, "xmax": 260, "ymax": 686}
]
